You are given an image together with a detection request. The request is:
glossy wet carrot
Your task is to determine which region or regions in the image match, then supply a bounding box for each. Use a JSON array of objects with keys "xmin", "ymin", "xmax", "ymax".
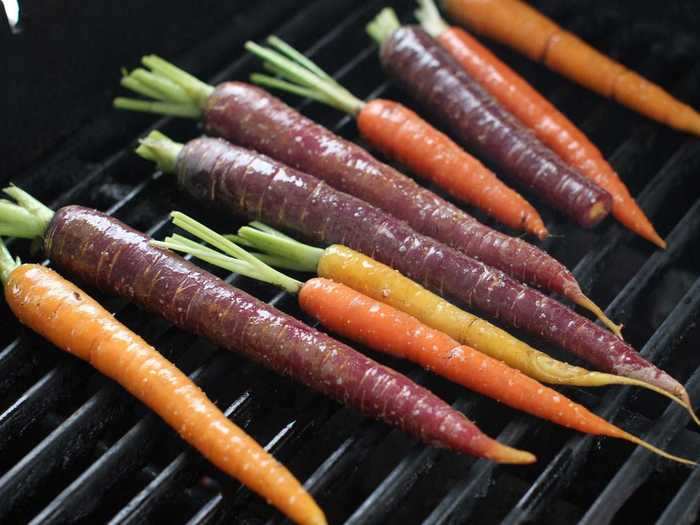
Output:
[
  {"xmin": 154, "ymin": 223, "xmax": 693, "ymax": 463},
  {"xmin": 416, "ymin": 0, "xmax": 665, "ymax": 248},
  {"xmin": 442, "ymin": 0, "xmax": 700, "ymax": 136},
  {"xmin": 1, "ymin": 187, "xmax": 529, "ymax": 464},
  {"xmin": 245, "ymin": 38, "xmax": 547, "ymax": 238},
  {"xmin": 0, "ymin": 245, "xmax": 325, "ymax": 525}
]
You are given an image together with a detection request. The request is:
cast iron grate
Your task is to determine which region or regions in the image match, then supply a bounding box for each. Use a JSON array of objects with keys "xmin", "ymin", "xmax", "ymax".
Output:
[{"xmin": 2, "ymin": 0, "xmax": 699, "ymax": 524}]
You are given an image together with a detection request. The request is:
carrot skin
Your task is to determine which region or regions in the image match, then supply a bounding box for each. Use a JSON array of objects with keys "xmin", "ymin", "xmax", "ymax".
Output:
[
  {"xmin": 377, "ymin": 26, "xmax": 612, "ymax": 228},
  {"xmin": 435, "ymin": 27, "xmax": 665, "ymax": 248},
  {"xmin": 202, "ymin": 82, "xmax": 584, "ymax": 305},
  {"xmin": 43, "ymin": 206, "xmax": 521, "ymax": 461},
  {"xmin": 5, "ymin": 264, "xmax": 325, "ymax": 525},
  {"xmin": 443, "ymin": 0, "xmax": 700, "ymax": 136},
  {"xmin": 299, "ymin": 277, "xmax": 621, "ymax": 436},
  {"xmin": 171, "ymin": 137, "xmax": 682, "ymax": 398},
  {"xmin": 357, "ymin": 99, "xmax": 547, "ymax": 238}
]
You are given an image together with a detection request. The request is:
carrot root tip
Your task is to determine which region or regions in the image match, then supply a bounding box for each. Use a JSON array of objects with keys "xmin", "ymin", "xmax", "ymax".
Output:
[
  {"xmin": 678, "ymin": 389, "xmax": 700, "ymax": 428},
  {"xmin": 574, "ymin": 293, "xmax": 623, "ymax": 339},
  {"xmin": 488, "ymin": 444, "xmax": 536, "ymax": 465}
]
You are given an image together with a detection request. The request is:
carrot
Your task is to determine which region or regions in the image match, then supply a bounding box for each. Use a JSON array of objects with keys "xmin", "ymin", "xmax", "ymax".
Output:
[
  {"xmin": 442, "ymin": 0, "xmax": 700, "ymax": 136},
  {"xmin": 153, "ymin": 220, "xmax": 694, "ymax": 464},
  {"xmin": 0, "ymin": 241, "xmax": 326, "ymax": 525},
  {"xmin": 366, "ymin": 9, "xmax": 614, "ymax": 230},
  {"xmin": 222, "ymin": 222, "xmax": 700, "ymax": 426},
  {"xmin": 416, "ymin": 0, "xmax": 666, "ymax": 249},
  {"xmin": 112, "ymin": 55, "xmax": 620, "ymax": 335},
  {"xmin": 133, "ymin": 133, "xmax": 690, "ymax": 407},
  {"xmin": 245, "ymin": 37, "xmax": 548, "ymax": 238},
  {"xmin": 1, "ymin": 187, "xmax": 529, "ymax": 464}
]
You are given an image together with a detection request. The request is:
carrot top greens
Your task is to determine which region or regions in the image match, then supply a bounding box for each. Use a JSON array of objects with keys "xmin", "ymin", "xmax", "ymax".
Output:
[
  {"xmin": 152, "ymin": 212, "xmax": 304, "ymax": 294},
  {"xmin": 0, "ymin": 185, "xmax": 55, "ymax": 240},
  {"xmin": 0, "ymin": 239, "xmax": 20, "ymax": 285},
  {"xmin": 245, "ymin": 37, "xmax": 364, "ymax": 116},
  {"xmin": 114, "ymin": 55, "xmax": 214, "ymax": 118}
]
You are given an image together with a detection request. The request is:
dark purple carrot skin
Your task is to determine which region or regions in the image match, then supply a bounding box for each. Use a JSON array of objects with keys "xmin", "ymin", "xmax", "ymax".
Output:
[
  {"xmin": 378, "ymin": 26, "xmax": 612, "ymax": 228},
  {"xmin": 43, "ymin": 205, "xmax": 497, "ymax": 456},
  {"xmin": 203, "ymin": 82, "xmax": 583, "ymax": 304},
  {"xmin": 173, "ymin": 137, "xmax": 682, "ymax": 397}
]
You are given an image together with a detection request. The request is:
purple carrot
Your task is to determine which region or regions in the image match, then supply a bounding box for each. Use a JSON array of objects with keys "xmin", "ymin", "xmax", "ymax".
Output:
[
  {"xmin": 1, "ymin": 189, "xmax": 529, "ymax": 463},
  {"xmin": 112, "ymin": 55, "xmax": 619, "ymax": 336},
  {"xmin": 134, "ymin": 133, "xmax": 689, "ymax": 407},
  {"xmin": 366, "ymin": 10, "xmax": 612, "ymax": 228}
]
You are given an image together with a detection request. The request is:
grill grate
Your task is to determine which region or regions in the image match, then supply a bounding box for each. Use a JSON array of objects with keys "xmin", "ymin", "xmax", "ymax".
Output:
[{"xmin": 3, "ymin": 0, "xmax": 700, "ymax": 523}]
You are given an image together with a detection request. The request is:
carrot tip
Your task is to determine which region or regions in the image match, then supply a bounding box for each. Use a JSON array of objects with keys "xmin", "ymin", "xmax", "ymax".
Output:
[
  {"xmin": 620, "ymin": 430, "xmax": 697, "ymax": 466},
  {"xmin": 647, "ymin": 230, "xmax": 667, "ymax": 250},
  {"xmin": 574, "ymin": 294, "xmax": 624, "ymax": 339},
  {"xmin": 678, "ymin": 389, "xmax": 700, "ymax": 428},
  {"xmin": 488, "ymin": 444, "xmax": 536, "ymax": 465}
]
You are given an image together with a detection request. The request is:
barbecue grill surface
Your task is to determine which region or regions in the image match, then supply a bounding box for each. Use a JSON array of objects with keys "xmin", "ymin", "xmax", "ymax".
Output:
[{"xmin": 3, "ymin": 1, "xmax": 700, "ymax": 524}]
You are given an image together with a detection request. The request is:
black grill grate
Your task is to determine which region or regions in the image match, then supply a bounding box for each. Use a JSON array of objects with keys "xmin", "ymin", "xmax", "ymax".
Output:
[{"xmin": 3, "ymin": 1, "xmax": 700, "ymax": 524}]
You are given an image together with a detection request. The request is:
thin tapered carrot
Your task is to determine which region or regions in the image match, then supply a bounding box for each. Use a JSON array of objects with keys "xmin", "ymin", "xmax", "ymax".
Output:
[
  {"xmin": 442, "ymin": 0, "xmax": 700, "ymax": 136},
  {"xmin": 225, "ymin": 223, "xmax": 700, "ymax": 426},
  {"xmin": 298, "ymin": 278, "xmax": 694, "ymax": 464},
  {"xmin": 416, "ymin": 0, "xmax": 665, "ymax": 249},
  {"xmin": 155, "ymin": 223, "xmax": 692, "ymax": 464},
  {"xmin": 244, "ymin": 38, "xmax": 548, "ymax": 238},
  {"xmin": 0, "ymin": 243, "xmax": 326, "ymax": 525}
]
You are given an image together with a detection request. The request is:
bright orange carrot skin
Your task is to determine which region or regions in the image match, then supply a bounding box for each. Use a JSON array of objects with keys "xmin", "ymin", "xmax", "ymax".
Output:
[
  {"xmin": 357, "ymin": 99, "xmax": 548, "ymax": 238},
  {"xmin": 6, "ymin": 264, "xmax": 326, "ymax": 525},
  {"xmin": 443, "ymin": 0, "xmax": 700, "ymax": 136},
  {"xmin": 436, "ymin": 27, "xmax": 665, "ymax": 248},
  {"xmin": 299, "ymin": 277, "xmax": 620, "ymax": 438}
]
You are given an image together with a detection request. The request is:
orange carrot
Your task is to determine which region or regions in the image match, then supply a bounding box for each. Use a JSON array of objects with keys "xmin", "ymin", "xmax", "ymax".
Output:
[
  {"xmin": 442, "ymin": 0, "xmax": 700, "ymax": 137},
  {"xmin": 0, "ymin": 248, "xmax": 326, "ymax": 525},
  {"xmin": 357, "ymin": 99, "xmax": 548, "ymax": 238},
  {"xmin": 416, "ymin": 0, "xmax": 665, "ymax": 248},
  {"xmin": 244, "ymin": 38, "xmax": 548, "ymax": 238},
  {"xmin": 299, "ymin": 277, "xmax": 694, "ymax": 464}
]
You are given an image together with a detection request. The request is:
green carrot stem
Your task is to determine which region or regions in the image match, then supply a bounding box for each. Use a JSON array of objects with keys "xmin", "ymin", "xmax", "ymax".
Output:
[
  {"xmin": 0, "ymin": 238, "xmax": 20, "ymax": 286},
  {"xmin": 237, "ymin": 225, "xmax": 323, "ymax": 272},
  {"xmin": 166, "ymin": 212, "xmax": 302, "ymax": 293},
  {"xmin": 120, "ymin": 75, "xmax": 168, "ymax": 102},
  {"xmin": 250, "ymin": 74, "xmax": 337, "ymax": 108},
  {"xmin": 113, "ymin": 98, "xmax": 202, "ymax": 119},
  {"xmin": 248, "ymin": 221, "xmax": 299, "ymax": 242},
  {"xmin": 141, "ymin": 55, "xmax": 214, "ymax": 107},
  {"xmin": 114, "ymin": 55, "xmax": 214, "ymax": 118},
  {"xmin": 135, "ymin": 131, "xmax": 184, "ymax": 173},
  {"xmin": 245, "ymin": 40, "xmax": 364, "ymax": 116},
  {"xmin": 266, "ymin": 35, "xmax": 334, "ymax": 81},
  {"xmin": 415, "ymin": 0, "xmax": 449, "ymax": 37},
  {"xmin": 130, "ymin": 68, "xmax": 193, "ymax": 104},
  {"xmin": 366, "ymin": 8, "xmax": 401, "ymax": 45},
  {"xmin": 0, "ymin": 186, "xmax": 55, "ymax": 239}
]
